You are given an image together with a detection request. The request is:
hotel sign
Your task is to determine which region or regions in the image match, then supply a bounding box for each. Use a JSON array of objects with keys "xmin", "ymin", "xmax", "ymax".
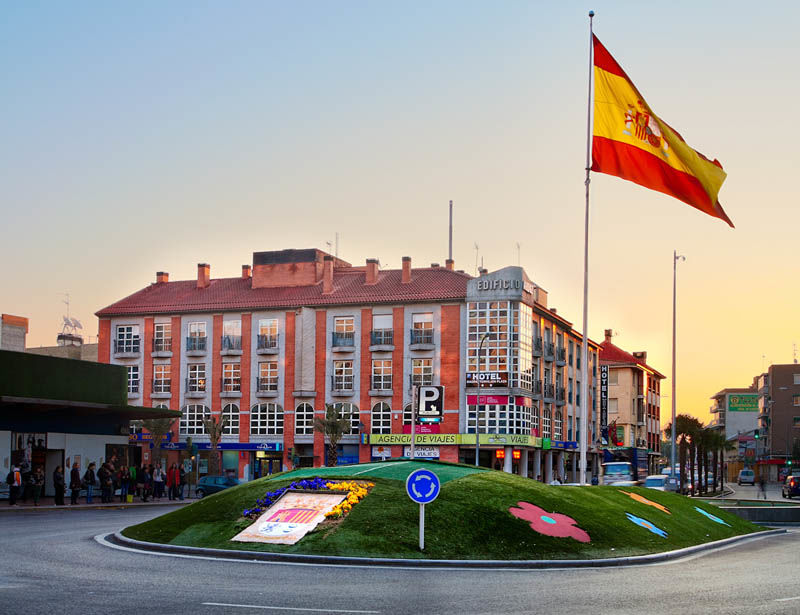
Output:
[
  {"xmin": 466, "ymin": 372, "xmax": 509, "ymax": 387},
  {"xmin": 600, "ymin": 365, "xmax": 609, "ymax": 430}
]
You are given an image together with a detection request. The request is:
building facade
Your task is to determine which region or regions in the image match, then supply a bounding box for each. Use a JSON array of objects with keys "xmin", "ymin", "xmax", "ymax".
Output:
[
  {"xmin": 709, "ymin": 386, "xmax": 759, "ymax": 441},
  {"xmin": 96, "ymin": 249, "xmax": 601, "ymax": 482},
  {"xmin": 756, "ymin": 365, "xmax": 800, "ymax": 466},
  {"xmin": 599, "ymin": 330, "xmax": 664, "ymax": 472},
  {"xmin": 0, "ymin": 314, "xmax": 28, "ymax": 351}
]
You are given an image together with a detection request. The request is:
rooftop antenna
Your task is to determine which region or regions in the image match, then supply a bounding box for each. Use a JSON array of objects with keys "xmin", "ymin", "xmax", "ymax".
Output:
[
  {"xmin": 474, "ymin": 243, "xmax": 479, "ymax": 275},
  {"xmin": 63, "ymin": 292, "xmax": 70, "ymax": 320},
  {"xmin": 448, "ymin": 200, "xmax": 453, "ymax": 261},
  {"xmin": 325, "ymin": 240, "xmax": 333, "ymax": 254},
  {"xmin": 794, "ymin": 343, "xmax": 798, "ymax": 364},
  {"xmin": 335, "ymin": 232, "xmax": 339, "ymax": 258},
  {"xmin": 516, "ymin": 242, "xmax": 521, "ymax": 266}
]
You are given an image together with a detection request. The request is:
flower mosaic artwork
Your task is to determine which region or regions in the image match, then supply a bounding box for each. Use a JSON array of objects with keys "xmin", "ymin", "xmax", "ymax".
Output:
[
  {"xmin": 625, "ymin": 513, "xmax": 668, "ymax": 538},
  {"xmin": 242, "ymin": 478, "xmax": 373, "ymax": 521},
  {"xmin": 694, "ymin": 506, "xmax": 731, "ymax": 527},
  {"xmin": 509, "ymin": 502, "xmax": 591, "ymax": 543},
  {"xmin": 324, "ymin": 481, "xmax": 373, "ymax": 519},
  {"xmin": 620, "ymin": 491, "xmax": 671, "ymax": 515}
]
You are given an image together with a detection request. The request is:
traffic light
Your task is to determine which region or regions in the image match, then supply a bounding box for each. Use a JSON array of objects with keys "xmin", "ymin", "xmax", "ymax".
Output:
[
  {"xmin": 754, "ymin": 432, "xmax": 760, "ymax": 440},
  {"xmin": 788, "ymin": 460, "xmax": 793, "ymax": 466}
]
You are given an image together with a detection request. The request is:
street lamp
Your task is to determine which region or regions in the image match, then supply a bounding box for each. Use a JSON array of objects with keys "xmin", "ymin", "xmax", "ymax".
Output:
[{"xmin": 475, "ymin": 332, "xmax": 490, "ymax": 467}]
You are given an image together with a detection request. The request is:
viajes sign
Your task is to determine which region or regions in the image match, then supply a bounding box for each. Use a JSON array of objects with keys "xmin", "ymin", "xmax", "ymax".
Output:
[{"xmin": 367, "ymin": 433, "xmax": 544, "ymax": 447}]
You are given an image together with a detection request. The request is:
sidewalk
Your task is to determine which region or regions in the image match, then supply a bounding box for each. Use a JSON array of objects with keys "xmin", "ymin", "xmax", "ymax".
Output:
[{"xmin": 0, "ymin": 494, "xmax": 192, "ymax": 512}]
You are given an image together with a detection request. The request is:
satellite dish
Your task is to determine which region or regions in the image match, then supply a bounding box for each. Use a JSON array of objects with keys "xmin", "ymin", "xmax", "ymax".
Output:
[
  {"xmin": 63, "ymin": 316, "xmax": 72, "ymax": 327},
  {"xmin": 71, "ymin": 318, "xmax": 83, "ymax": 329}
]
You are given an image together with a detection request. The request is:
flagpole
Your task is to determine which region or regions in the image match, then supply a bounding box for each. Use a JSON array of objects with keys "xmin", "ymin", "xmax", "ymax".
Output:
[
  {"xmin": 670, "ymin": 251, "xmax": 684, "ymax": 484},
  {"xmin": 579, "ymin": 10, "xmax": 595, "ymax": 486}
]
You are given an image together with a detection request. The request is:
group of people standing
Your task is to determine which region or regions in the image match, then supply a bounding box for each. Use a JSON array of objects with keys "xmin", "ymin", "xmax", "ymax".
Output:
[{"xmin": 7, "ymin": 460, "xmax": 188, "ymax": 506}]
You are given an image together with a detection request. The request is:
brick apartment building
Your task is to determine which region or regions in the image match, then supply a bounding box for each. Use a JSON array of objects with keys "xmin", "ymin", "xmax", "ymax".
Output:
[
  {"xmin": 96, "ymin": 248, "xmax": 602, "ymax": 482},
  {"xmin": 599, "ymin": 330, "xmax": 664, "ymax": 473},
  {"xmin": 755, "ymin": 364, "xmax": 800, "ymax": 479}
]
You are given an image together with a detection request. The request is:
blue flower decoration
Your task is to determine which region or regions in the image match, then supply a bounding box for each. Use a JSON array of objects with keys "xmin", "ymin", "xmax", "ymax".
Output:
[
  {"xmin": 694, "ymin": 506, "xmax": 730, "ymax": 526},
  {"xmin": 242, "ymin": 476, "xmax": 337, "ymax": 518},
  {"xmin": 626, "ymin": 513, "xmax": 668, "ymax": 538}
]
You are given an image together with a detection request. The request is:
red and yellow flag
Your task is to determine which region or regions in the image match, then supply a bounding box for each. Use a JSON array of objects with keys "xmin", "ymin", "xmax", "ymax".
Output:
[{"xmin": 592, "ymin": 35, "xmax": 733, "ymax": 227}]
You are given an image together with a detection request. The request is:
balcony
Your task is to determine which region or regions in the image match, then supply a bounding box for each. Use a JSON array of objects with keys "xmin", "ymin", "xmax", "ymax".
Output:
[
  {"xmin": 331, "ymin": 331, "xmax": 355, "ymax": 351},
  {"xmin": 221, "ymin": 377, "xmax": 242, "ymax": 398},
  {"xmin": 151, "ymin": 338, "xmax": 172, "ymax": 358},
  {"xmin": 220, "ymin": 335, "xmax": 243, "ymax": 356},
  {"xmin": 186, "ymin": 336, "xmax": 207, "ymax": 356},
  {"xmin": 555, "ymin": 346, "xmax": 567, "ymax": 366},
  {"xmin": 151, "ymin": 378, "xmax": 171, "ymax": 399},
  {"xmin": 532, "ymin": 336, "xmax": 543, "ymax": 357},
  {"xmin": 409, "ymin": 329, "xmax": 435, "ymax": 351},
  {"xmin": 543, "ymin": 383, "xmax": 555, "ymax": 402},
  {"xmin": 185, "ymin": 377, "xmax": 206, "ymax": 398},
  {"xmin": 409, "ymin": 374, "xmax": 433, "ymax": 390},
  {"xmin": 331, "ymin": 374, "xmax": 354, "ymax": 396},
  {"xmin": 255, "ymin": 376, "xmax": 279, "ymax": 398},
  {"xmin": 113, "ymin": 338, "xmax": 140, "ymax": 358},
  {"xmin": 369, "ymin": 375, "xmax": 393, "ymax": 397},
  {"xmin": 370, "ymin": 329, "xmax": 394, "ymax": 351},
  {"xmin": 532, "ymin": 379, "xmax": 543, "ymax": 397},
  {"xmin": 543, "ymin": 342, "xmax": 555, "ymax": 362},
  {"xmin": 555, "ymin": 386, "xmax": 566, "ymax": 406},
  {"xmin": 256, "ymin": 334, "xmax": 279, "ymax": 355}
]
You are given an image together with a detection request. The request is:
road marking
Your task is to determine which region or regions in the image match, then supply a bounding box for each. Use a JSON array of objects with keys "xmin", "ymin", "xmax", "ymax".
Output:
[
  {"xmin": 351, "ymin": 462, "xmax": 409, "ymax": 476},
  {"xmin": 774, "ymin": 596, "xmax": 800, "ymax": 602},
  {"xmin": 202, "ymin": 603, "xmax": 379, "ymax": 613}
]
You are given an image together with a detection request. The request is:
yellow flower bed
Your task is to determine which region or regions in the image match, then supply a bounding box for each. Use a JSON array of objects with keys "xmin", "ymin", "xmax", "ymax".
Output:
[{"xmin": 324, "ymin": 481, "xmax": 374, "ymax": 518}]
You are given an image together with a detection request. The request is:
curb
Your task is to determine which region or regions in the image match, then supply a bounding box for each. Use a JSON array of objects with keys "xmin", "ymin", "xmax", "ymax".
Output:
[
  {"xmin": 0, "ymin": 501, "xmax": 191, "ymax": 513},
  {"xmin": 108, "ymin": 528, "xmax": 787, "ymax": 569}
]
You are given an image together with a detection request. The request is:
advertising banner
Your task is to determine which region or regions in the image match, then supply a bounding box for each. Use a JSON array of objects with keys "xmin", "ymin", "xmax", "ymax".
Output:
[
  {"xmin": 371, "ymin": 445, "xmax": 392, "ymax": 458},
  {"xmin": 231, "ymin": 491, "xmax": 346, "ymax": 545},
  {"xmin": 728, "ymin": 394, "xmax": 759, "ymax": 412},
  {"xmin": 465, "ymin": 372, "xmax": 509, "ymax": 387},
  {"xmin": 402, "ymin": 423, "xmax": 440, "ymax": 434},
  {"xmin": 403, "ymin": 446, "xmax": 440, "ymax": 459},
  {"xmin": 467, "ymin": 394, "xmax": 508, "ymax": 405}
]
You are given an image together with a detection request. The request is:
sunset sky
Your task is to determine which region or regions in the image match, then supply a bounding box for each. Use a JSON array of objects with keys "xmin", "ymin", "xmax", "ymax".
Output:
[{"xmin": 4, "ymin": 2, "xmax": 799, "ymax": 424}]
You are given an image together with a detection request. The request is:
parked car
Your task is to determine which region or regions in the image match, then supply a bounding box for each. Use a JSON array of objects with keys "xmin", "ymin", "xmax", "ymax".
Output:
[
  {"xmin": 644, "ymin": 475, "xmax": 669, "ymax": 491},
  {"xmin": 738, "ymin": 469, "xmax": 755, "ymax": 486},
  {"xmin": 195, "ymin": 475, "xmax": 239, "ymax": 498},
  {"xmin": 781, "ymin": 475, "xmax": 800, "ymax": 499}
]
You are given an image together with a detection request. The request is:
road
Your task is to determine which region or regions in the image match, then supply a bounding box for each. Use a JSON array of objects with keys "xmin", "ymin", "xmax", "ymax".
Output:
[
  {"xmin": 725, "ymin": 482, "xmax": 789, "ymax": 502},
  {"xmin": 1, "ymin": 506, "xmax": 798, "ymax": 615}
]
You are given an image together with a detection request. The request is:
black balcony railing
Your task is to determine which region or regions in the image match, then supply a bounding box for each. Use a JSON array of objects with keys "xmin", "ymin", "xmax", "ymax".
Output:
[
  {"xmin": 152, "ymin": 379, "xmax": 171, "ymax": 394},
  {"xmin": 556, "ymin": 386, "xmax": 566, "ymax": 403},
  {"xmin": 221, "ymin": 335, "xmax": 242, "ymax": 351},
  {"xmin": 533, "ymin": 380, "xmax": 542, "ymax": 395},
  {"xmin": 410, "ymin": 329, "xmax": 434, "ymax": 345},
  {"xmin": 331, "ymin": 374, "xmax": 354, "ymax": 391},
  {"xmin": 185, "ymin": 377, "xmax": 206, "ymax": 393},
  {"xmin": 371, "ymin": 375, "xmax": 392, "ymax": 391},
  {"xmin": 128, "ymin": 380, "xmax": 140, "ymax": 394},
  {"xmin": 152, "ymin": 338, "xmax": 172, "ymax": 353},
  {"xmin": 556, "ymin": 346, "xmax": 567, "ymax": 363},
  {"xmin": 222, "ymin": 377, "xmax": 241, "ymax": 392},
  {"xmin": 332, "ymin": 331, "xmax": 355, "ymax": 347},
  {"xmin": 543, "ymin": 342, "xmax": 555, "ymax": 358},
  {"xmin": 543, "ymin": 383, "xmax": 555, "ymax": 399},
  {"xmin": 186, "ymin": 336, "xmax": 207, "ymax": 352},
  {"xmin": 256, "ymin": 376, "xmax": 278, "ymax": 392},
  {"xmin": 114, "ymin": 338, "xmax": 140, "ymax": 354},
  {"xmin": 409, "ymin": 374, "xmax": 433, "ymax": 389},
  {"xmin": 370, "ymin": 329, "xmax": 393, "ymax": 345},
  {"xmin": 257, "ymin": 334, "xmax": 279, "ymax": 350},
  {"xmin": 532, "ymin": 337, "xmax": 543, "ymax": 355}
]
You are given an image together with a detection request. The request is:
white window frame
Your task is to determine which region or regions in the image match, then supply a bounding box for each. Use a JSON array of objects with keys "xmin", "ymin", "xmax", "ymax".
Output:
[
  {"xmin": 258, "ymin": 361, "xmax": 278, "ymax": 392},
  {"xmin": 116, "ymin": 324, "xmax": 140, "ymax": 353},
  {"xmin": 222, "ymin": 363, "xmax": 241, "ymax": 392},
  {"xmin": 371, "ymin": 359, "xmax": 392, "ymax": 390},
  {"xmin": 333, "ymin": 360, "xmax": 354, "ymax": 390},
  {"xmin": 222, "ymin": 403, "xmax": 239, "ymax": 435},
  {"xmin": 411, "ymin": 358, "xmax": 433, "ymax": 388},
  {"xmin": 187, "ymin": 364, "xmax": 206, "ymax": 392},
  {"xmin": 188, "ymin": 322, "xmax": 206, "ymax": 337},
  {"xmin": 153, "ymin": 364, "xmax": 170, "ymax": 393},
  {"xmin": 371, "ymin": 402, "xmax": 391, "ymax": 434},
  {"xmin": 332, "ymin": 402, "xmax": 359, "ymax": 434},
  {"xmin": 251, "ymin": 403, "xmax": 284, "ymax": 435},
  {"xmin": 127, "ymin": 365, "xmax": 139, "ymax": 394},
  {"xmin": 180, "ymin": 404, "xmax": 209, "ymax": 436},
  {"xmin": 153, "ymin": 323, "xmax": 171, "ymax": 352},
  {"xmin": 295, "ymin": 403, "xmax": 314, "ymax": 435}
]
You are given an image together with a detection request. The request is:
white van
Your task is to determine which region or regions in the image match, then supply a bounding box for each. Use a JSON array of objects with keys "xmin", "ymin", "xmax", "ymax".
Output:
[
  {"xmin": 738, "ymin": 469, "xmax": 755, "ymax": 485},
  {"xmin": 602, "ymin": 461, "xmax": 636, "ymax": 486}
]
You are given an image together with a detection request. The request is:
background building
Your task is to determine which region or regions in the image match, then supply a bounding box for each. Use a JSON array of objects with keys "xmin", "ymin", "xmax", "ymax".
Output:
[
  {"xmin": 96, "ymin": 248, "xmax": 602, "ymax": 482},
  {"xmin": 0, "ymin": 314, "xmax": 28, "ymax": 352},
  {"xmin": 756, "ymin": 364, "xmax": 800, "ymax": 479}
]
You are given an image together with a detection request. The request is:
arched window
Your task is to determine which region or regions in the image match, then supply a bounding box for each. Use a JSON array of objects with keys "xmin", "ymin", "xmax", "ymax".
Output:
[
  {"xmin": 331, "ymin": 402, "xmax": 359, "ymax": 434},
  {"xmin": 403, "ymin": 403, "xmax": 413, "ymax": 425},
  {"xmin": 180, "ymin": 404, "xmax": 209, "ymax": 436},
  {"xmin": 222, "ymin": 403, "xmax": 239, "ymax": 435},
  {"xmin": 295, "ymin": 403, "xmax": 314, "ymax": 435},
  {"xmin": 542, "ymin": 405, "xmax": 552, "ymax": 439},
  {"xmin": 251, "ymin": 403, "xmax": 283, "ymax": 435},
  {"xmin": 371, "ymin": 402, "xmax": 391, "ymax": 434},
  {"xmin": 553, "ymin": 410, "xmax": 563, "ymax": 441}
]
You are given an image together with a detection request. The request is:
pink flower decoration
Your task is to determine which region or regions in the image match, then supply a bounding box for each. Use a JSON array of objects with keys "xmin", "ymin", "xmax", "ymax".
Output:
[{"xmin": 509, "ymin": 501, "xmax": 591, "ymax": 543}]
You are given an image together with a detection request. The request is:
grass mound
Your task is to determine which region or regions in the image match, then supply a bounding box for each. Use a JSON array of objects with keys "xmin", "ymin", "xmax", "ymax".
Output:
[{"xmin": 123, "ymin": 461, "xmax": 762, "ymax": 560}]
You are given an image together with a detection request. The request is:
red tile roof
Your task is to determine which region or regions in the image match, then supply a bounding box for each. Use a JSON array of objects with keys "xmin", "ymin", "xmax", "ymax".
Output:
[
  {"xmin": 599, "ymin": 340, "xmax": 665, "ymax": 379},
  {"xmin": 96, "ymin": 267, "xmax": 472, "ymax": 317}
]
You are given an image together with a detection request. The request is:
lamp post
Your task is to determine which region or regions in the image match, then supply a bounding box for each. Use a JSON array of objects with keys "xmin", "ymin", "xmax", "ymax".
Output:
[
  {"xmin": 475, "ymin": 332, "xmax": 490, "ymax": 467},
  {"xmin": 670, "ymin": 251, "xmax": 685, "ymax": 487}
]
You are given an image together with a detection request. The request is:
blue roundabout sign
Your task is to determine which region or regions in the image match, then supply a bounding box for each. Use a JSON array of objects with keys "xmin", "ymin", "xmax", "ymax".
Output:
[{"xmin": 406, "ymin": 468, "xmax": 441, "ymax": 504}]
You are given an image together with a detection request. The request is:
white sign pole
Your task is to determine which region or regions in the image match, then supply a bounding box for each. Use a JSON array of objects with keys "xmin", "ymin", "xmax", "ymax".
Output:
[
  {"xmin": 419, "ymin": 503, "xmax": 425, "ymax": 550},
  {"xmin": 411, "ymin": 385, "xmax": 417, "ymax": 459}
]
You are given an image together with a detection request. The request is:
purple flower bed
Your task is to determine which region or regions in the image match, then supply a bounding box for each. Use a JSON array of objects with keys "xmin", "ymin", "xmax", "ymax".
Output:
[{"xmin": 242, "ymin": 477, "xmax": 330, "ymax": 518}]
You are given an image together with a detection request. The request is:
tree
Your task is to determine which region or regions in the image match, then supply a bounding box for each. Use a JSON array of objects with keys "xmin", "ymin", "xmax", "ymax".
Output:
[
  {"xmin": 314, "ymin": 404, "xmax": 352, "ymax": 467},
  {"xmin": 664, "ymin": 414, "xmax": 702, "ymax": 495},
  {"xmin": 139, "ymin": 418, "xmax": 177, "ymax": 463},
  {"xmin": 202, "ymin": 414, "xmax": 229, "ymax": 476}
]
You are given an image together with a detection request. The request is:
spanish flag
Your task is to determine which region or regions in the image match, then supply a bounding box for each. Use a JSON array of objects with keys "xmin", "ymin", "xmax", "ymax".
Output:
[{"xmin": 592, "ymin": 35, "xmax": 733, "ymax": 227}]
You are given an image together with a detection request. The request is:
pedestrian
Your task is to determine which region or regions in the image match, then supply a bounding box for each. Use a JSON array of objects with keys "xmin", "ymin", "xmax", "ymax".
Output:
[
  {"xmin": 69, "ymin": 462, "xmax": 81, "ymax": 505},
  {"xmin": 758, "ymin": 474, "xmax": 768, "ymax": 500},
  {"xmin": 178, "ymin": 464, "xmax": 186, "ymax": 501},
  {"xmin": 152, "ymin": 463, "xmax": 164, "ymax": 500},
  {"xmin": 98, "ymin": 463, "xmax": 112, "ymax": 503},
  {"xmin": 6, "ymin": 465, "xmax": 21, "ymax": 506},
  {"xmin": 32, "ymin": 467, "xmax": 45, "ymax": 506},
  {"xmin": 118, "ymin": 466, "xmax": 130, "ymax": 503},
  {"xmin": 83, "ymin": 462, "xmax": 97, "ymax": 504},
  {"xmin": 136, "ymin": 464, "xmax": 145, "ymax": 500},
  {"xmin": 53, "ymin": 466, "xmax": 65, "ymax": 506},
  {"xmin": 20, "ymin": 465, "xmax": 32, "ymax": 503},
  {"xmin": 141, "ymin": 465, "xmax": 152, "ymax": 502}
]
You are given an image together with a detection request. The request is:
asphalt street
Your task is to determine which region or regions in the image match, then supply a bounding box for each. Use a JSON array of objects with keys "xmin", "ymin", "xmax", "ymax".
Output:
[{"xmin": 1, "ymin": 506, "xmax": 798, "ymax": 615}]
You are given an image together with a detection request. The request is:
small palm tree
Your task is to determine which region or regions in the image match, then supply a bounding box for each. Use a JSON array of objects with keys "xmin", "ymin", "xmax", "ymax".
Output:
[
  {"xmin": 140, "ymin": 418, "xmax": 177, "ymax": 458},
  {"xmin": 202, "ymin": 414, "xmax": 229, "ymax": 476},
  {"xmin": 314, "ymin": 404, "xmax": 352, "ymax": 467},
  {"xmin": 665, "ymin": 414, "xmax": 702, "ymax": 494}
]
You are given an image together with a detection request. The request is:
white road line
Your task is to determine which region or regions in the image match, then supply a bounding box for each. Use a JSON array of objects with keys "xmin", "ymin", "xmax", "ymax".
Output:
[
  {"xmin": 202, "ymin": 602, "xmax": 379, "ymax": 613},
  {"xmin": 351, "ymin": 462, "xmax": 409, "ymax": 476},
  {"xmin": 774, "ymin": 596, "xmax": 800, "ymax": 602}
]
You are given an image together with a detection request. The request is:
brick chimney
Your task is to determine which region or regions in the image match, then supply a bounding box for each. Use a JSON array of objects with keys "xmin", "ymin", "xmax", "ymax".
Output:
[
  {"xmin": 242, "ymin": 265, "xmax": 251, "ymax": 279},
  {"xmin": 322, "ymin": 255, "xmax": 334, "ymax": 294},
  {"xmin": 156, "ymin": 271, "xmax": 169, "ymax": 284},
  {"xmin": 445, "ymin": 259, "xmax": 454, "ymax": 270},
  {"xmin": 478, "ymin": 267, "xmax": 488, "ymax": 276},
  {"xmin": 401, "ymin": 256, "xmax": 411, "ymax": 284},
  {"xmin": 365, "ymin": 259, "xmax": 379, "ymax": 285},
  {"xmin": 197, "ymin": 263, "xmax": 210, "ymax": 289},
  {"xmin": 604, "ymin": 329, "xmax": 613, "ymax": 342},
  {"xmin": 633, "ymin": 351, "xmax": 647, "ymax": 362}
]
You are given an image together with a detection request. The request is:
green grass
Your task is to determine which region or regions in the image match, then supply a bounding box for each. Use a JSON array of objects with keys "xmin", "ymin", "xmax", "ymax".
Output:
[
  {"xmin": 276, "ymin": 459, "xmax": 487, "ymax": 484},
  {"xmin": 123, "ymin": 462, "xmax": 763, "ymax": 560}
]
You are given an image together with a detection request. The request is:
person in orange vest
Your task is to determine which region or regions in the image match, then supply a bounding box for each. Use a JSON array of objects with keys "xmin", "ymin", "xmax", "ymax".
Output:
[{"xmin": 6, "ymin": 465, "xmax": 22, "ymax": 506}]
